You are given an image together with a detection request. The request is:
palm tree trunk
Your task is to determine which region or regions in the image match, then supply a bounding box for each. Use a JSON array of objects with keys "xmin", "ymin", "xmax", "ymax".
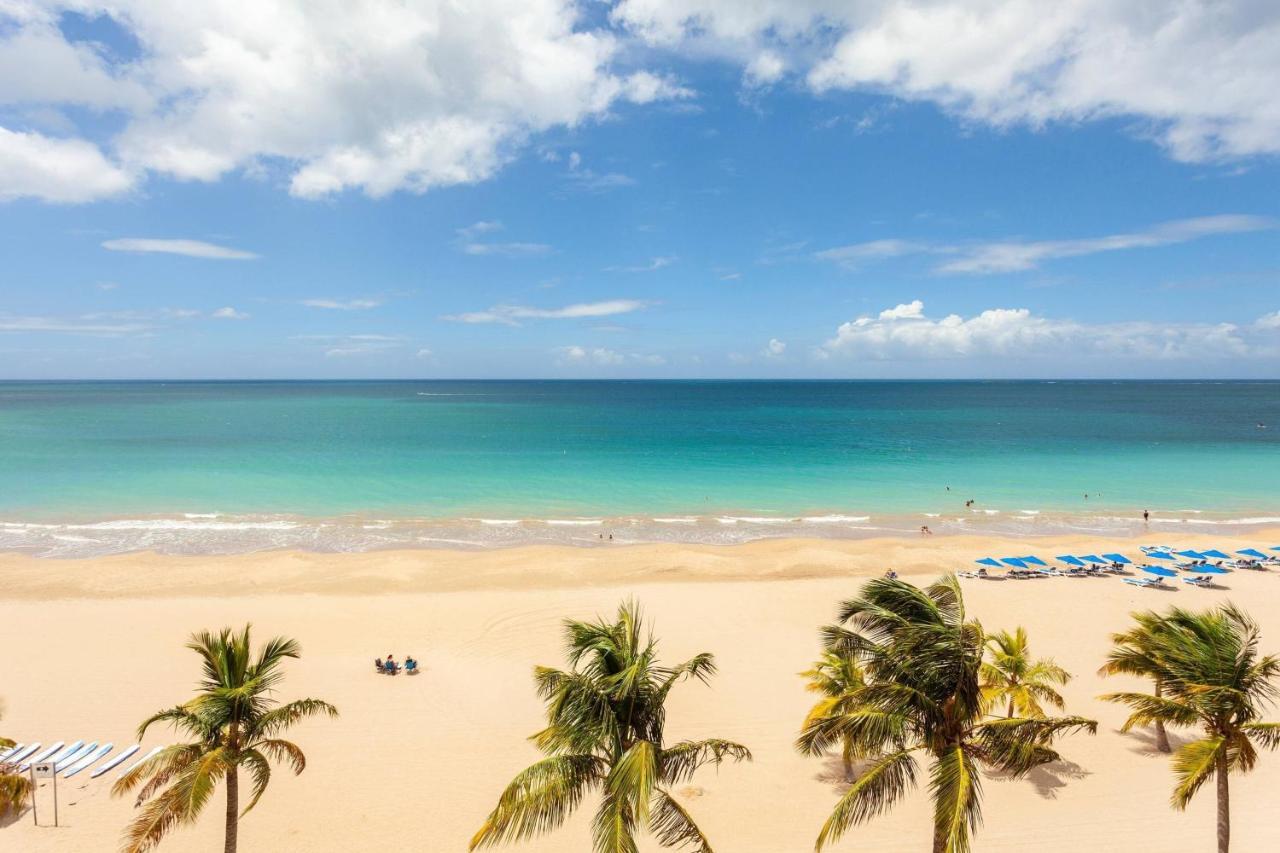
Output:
[
  {"xmin": 932, "ymin": 827, "xmax": 947, "ymax": 853},
  {"xmin": 1215, "ymin": 750, "xmax": 1229, "ymax": 853},
  {"xmin": 1153, "ymin": 679, "xmax": 1170, "ymax": 753},
  {"xmin": 1007, "ymin": 699, "xmax": 1014, "ymax": 719},
  {"xmin": 841, "ymin": 737, "xmax": 853, "ymax": 782},
  {"xmin": 224, "ymin": 766, "xmax": 239, "ymax": 853}
]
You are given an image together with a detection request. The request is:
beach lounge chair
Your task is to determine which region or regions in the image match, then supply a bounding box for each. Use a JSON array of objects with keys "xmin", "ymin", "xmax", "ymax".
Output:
[
  {"xmin": 1124, "ymin": 577, "xmax": 1168, "ymax": 589},
  {"xmin": 1184, "ymin": 576, "xmax": 1216, "ymax": 588},
  {"xmin": 374, "ymin": 658, "xmax": 385, "ymax": 673}
]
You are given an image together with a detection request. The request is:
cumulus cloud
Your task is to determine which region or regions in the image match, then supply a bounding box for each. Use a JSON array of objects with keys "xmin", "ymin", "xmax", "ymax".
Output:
[
  {"xmin": 0, "ymin": 127, "xmax": 133, "ymax": 202},
  {"xmin": 822, "ymin": 300, "xmax": 1279, "ymax": 361},
  {"xmin": 556, "ymin": 345, "xmax": 665, "ymax": 366},
  {"xmin": 0, "ymin": 0, "xmax": 693, "ymax": 203},
  {"xmin": 211, "ymin": 306, "xmax": 249, "ymax": 319},
  {"xmin": 815, "ymin": 215, "xmax": 1274, "ymax": 274},
  {"xmin": 444, "ymin": 299, "xmax": 649, "ymax": 325},
  {"xmin": 101, "ymin": 238, "xmax": 258, "ymax": 260},
  {"xmin": 763, "ymin": 338, "xmax": 786, "ymax": 357},
  {"xmin": 614, "ymin": 0, "xmax": 1280, "ymax": 162}
]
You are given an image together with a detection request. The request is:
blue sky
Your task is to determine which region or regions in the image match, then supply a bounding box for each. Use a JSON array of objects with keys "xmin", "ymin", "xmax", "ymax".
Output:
[{"xmin": 1, "ymin": 1, "xmax": 1277, "ymax": 379}]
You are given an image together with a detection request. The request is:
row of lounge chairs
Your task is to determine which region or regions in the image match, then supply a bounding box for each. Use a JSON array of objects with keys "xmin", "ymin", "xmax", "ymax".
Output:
[{"xmin": 959, "ymin": 545, "xmax": 1280, "ymax": 588}]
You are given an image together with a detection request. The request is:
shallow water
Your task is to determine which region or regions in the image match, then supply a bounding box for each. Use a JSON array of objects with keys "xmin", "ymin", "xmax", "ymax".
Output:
[{"xmin": 1, "ymin": 380, "xmax": 1276, "ymax": 556}]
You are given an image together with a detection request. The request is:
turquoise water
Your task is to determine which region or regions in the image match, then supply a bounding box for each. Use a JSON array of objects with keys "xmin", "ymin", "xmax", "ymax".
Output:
[{"xmin": 1, "ymin": 381, "xmax": 1276, "ymax": 555}]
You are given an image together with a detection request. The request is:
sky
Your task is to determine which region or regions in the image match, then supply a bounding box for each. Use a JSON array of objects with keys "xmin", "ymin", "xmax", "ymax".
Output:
[{"xmin": 0, "ymin": 0, "xmax": 1278, "ymax": 379}]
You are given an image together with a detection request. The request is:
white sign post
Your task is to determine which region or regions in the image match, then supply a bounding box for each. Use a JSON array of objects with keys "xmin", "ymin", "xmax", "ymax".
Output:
[{"xmin": 30, "ymin": 761, "xmax": 57, "ymax": 826}]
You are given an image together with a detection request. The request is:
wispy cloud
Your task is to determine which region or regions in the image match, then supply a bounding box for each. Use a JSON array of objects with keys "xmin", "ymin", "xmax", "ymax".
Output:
[
  {"xmin": 444, "ymin": 299, "xmax": 649, "ymax": 326},
  {"xmin": 455, "ymin": 220, "xmax": 552, "ymax": 257},
  {"xmin": 101, "ymin": 238, "xmax": 258, "ymax": 260},
  {"xmin": 605, "ymin": 256, "xmax": 676, "ymax": 273},
  {"xmin": 815, "ymin": 215, "xmax": 1275, "ymax": 275},
  {"xmin": 561, "ymin": 151, "xmax": 635, "ymax": 194},
  {"xmin": 291, "ymin": 333, "xmax": 404, "ymax": 358},
  {"xmin": 211, "ymin": 306, "xmax": 250, "ymax": 320},
  {"xmin": 301, "ymin": 298, "xmax": 383, "ymax": 310},
  {"xmin": 0, "ymin": 312, "xmax": 152, "ymax": 336}
]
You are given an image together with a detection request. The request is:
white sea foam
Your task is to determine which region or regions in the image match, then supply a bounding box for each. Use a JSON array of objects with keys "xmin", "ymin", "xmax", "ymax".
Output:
[
  {"xmin": 1019, "ymin": 510, "xmax": 1041, "ymax": 515},
  {"xmin": 652, "ymin": 517, "xmax": 698, "ymax": 524},
  {"xmin": 545, "ymin": 519, "xmax": 604, "ymax": 526},
  {"xmin": 923, "ymin": 513, "xmax": 941, "ymax": 518},
  {"xmin": 716, "ymin": 516, "xmax": 796, "ymax": 525},
  {"xmin": 469, "ymin": 518, "xmax": 522, "ymax": 526},
  {"xmin": 801, "ymin": 515, "xmax": 871, "ymax": 524}
]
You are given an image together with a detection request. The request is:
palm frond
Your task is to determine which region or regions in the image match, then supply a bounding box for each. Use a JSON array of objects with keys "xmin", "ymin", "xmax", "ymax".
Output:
[
  {"xmin": 660, "ymin": 739, "xmax": 752, "ymax": 784},
  {"xmin": 930, "ymin": 746, "xmax": 982, "ymax": 853},
  {"xmin": 1170, "ymin": 736, "xmax": 1225, "ymax": 810},
  {"xmin": 650, "ymin": 787, "xmax": 713, "ymax": 853},
  {"xmin": 470, "ymin": 754, "xmax": 605, "ymax": 849},
  {"xmin": 815, "ymin": 748, "xmax": 919, "ymax": 851},
  {"xmin": 591, "ymin": 791, "xmax": 639, "ymax": 853}
]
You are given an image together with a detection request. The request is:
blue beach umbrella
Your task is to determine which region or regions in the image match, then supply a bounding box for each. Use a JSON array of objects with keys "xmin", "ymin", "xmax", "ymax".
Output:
[
  {"xmin": 1193, "ymin": 565, "xmax": 1229, "ymax": 574},
  {"xmin": 1000, "ymin": 557, "xmax": 1029, "ymax": 569},
  {"xmin": 1102, "ymin": 553, "xmax": 1132, "ymax": 564},
  {"xmin": 1176, "ymin": 550, "xmax": 1204, "ymax": 559},
  {"xmin": 1056, "ymin": 555, "xmax": 1086, "ymax": 567},
  {"xmin": 1079, "ymin": 554, "xmax": 1107, "ymax": 564},
  {"xmin": 1147, "ymin": 551, "xmax": 1175, "ymax": 561},
  {"xmin": 1019, "ymin": 556, "xmax": 1048, "ymax": 566},
  {"xmin": 976, "ymin": 558, "xmax": 1002, "ymax": 568},
  {"xmin": 1143, "ymin": 565, "xmax": 1177, "ymax": 578},
  {"xmin": 1237, "ymin": 548, "xmax": 1267, "ymax": 559},
  {"xmin": 1200, "ymin": 549, "xmax": 1231, "ymax": 560}
]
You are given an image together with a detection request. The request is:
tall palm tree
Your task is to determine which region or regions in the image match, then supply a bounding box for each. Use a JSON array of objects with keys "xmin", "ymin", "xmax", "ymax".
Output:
[
  {"xmin": 798, "ymin": 575, "xmax": 1096, "ymax": 853},
  {"xmin": 980, "ymin": 627, "xmax": 1071, "ymax": 719},
  {"xmin": 112, "ymin": 626, "xmax": 338, "ymax": 853},
  {"xmin": 1, "ymin": 705, "xmax": 33, "ymax": 818},
  {"xmin": 1098, "ymin": 610, "xmax": 1175, "ymax": 753},
  {"xmin": 470, "ymin": 600, "xmax": 751, "ymax": 853},
  {"xmin": 800, "ymin": 649, "xmax": 867, "ymax": 781},
  {"xmin": 1101, "ymin": 605, "xmax": 1280, "ymax": 853}
]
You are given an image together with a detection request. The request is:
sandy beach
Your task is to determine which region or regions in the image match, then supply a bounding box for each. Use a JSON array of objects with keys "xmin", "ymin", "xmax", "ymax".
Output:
[{"xmin": 4, "ymin": 531, "xmax": 1280, "ymax": 852}]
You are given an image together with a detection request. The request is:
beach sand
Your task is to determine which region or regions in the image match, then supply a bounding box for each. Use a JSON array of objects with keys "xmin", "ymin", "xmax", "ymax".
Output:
[{"xmin": 3, "ymin": 531, "xmax": 1279, "ymax": 852}]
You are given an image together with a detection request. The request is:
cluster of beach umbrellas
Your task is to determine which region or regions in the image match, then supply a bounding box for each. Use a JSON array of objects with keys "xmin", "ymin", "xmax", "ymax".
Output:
[{"xmin": 967, "ymin": 545, "xmax": 1280, "ymax": 585}]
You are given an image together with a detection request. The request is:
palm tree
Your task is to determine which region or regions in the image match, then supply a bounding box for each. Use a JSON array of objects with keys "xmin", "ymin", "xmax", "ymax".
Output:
[
  {"xmin": 798, "ymin": 575, "xmax": 1096, "ymax": 853},
  {"xmin": 470, "ymin": 600, "xmax": 751, "ymax": 853},
  {"xmin": 1101, "ymin": 605, "xmax": 1280, "ymax": 853},
  {"xmin": 980, "ymin": 627, "xmax": 1071, "ymax": 719},
  {"xmin": 800, "ymin": 649, "xmax": 867, "ymax": 781},
  {"xmin": 1, "ymin": 705, "xmax": 33, "ymax": 819},
  {"xmin": 1098, "ymin": 610, "xmax": 1175, "ymax": 753},
  {"xmin": 112, "ymin": 626, "xmax": 338, "ymax": 853}
]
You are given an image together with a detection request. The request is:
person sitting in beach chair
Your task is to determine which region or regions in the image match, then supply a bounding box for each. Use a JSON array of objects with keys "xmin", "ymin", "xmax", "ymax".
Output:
[
  {"xmin": 384, "ymin": 654, "xmax": 398, "ymax": 675},
  {"xmin": 404, "ymin": 656, "xmax": 418, "ymax": 674},
  {"xmin": 375, "ymin": 657, "xmax": 385, "ymax": 673},
  {"xmin": 884, "ymin": 569, "xmax": 898, "ymax": 580}
]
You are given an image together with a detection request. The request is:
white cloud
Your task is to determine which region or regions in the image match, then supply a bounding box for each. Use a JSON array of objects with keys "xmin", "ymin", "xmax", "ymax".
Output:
[
  {"xmin": 745, "ymin": 52, "xmax": 785, "ymax": 86},
  {"xmin": 1257, "ymin": 311, "xmax": 1280, "ymax": 330},
  {"xmin": 0, "ymin": 312, "xmax": 150, "ymax": 336},
  {"xmin": 0, "ymin": 127, "xmax": 133, "ymax": 202},
  {"xmin": 0, "ymin": 0, "xmax": 693, "ymax": 203},
  {"xmin": 614, "ymin": 1, "xmax": 1280, "ymax": 162},
  {"xmin": 415, "ymin": 348, "xmax": 433, "ymax": 359},
  {"xmin": 211, "ymin": 306, "xmax": 249, "ymax": 320},
  {"xmin": 462, "ymin": 241, "xmax": 553, "ymax": 257},
  {"xmin": 556, "ymin": 345, "xmax": 664, "ymax": 366},
  {"xmin": 822, "ymin": 301, "xmax": 1278, "ymax": 361},
  {"xmin": 101, "ymin": 238, "xmax": 258, "ymax": 260},
  {"xmin": 936, "ymin": 215, "xmax": 1275, "ymax": 274},
  {"xmin": 557, "ymin": 345, "xmax": 624, "ymax": 365},
  {"xmin": 606, "ymin": 255, "xmax": 676, "ymax": 273},
  {"xmin": 815, "ymin": 215, "xmax": 1274, "ymax": 274},
  {"xmin": 763, "ymin": 338, "xmax": 786, "ymax": 357},
  {"xmin": 444, "ymin": 299, "xmax": 649, "ymax": 325},
  {"xmin": 301, "ymin": 298, "xmax": 383, "ymax": 310}
]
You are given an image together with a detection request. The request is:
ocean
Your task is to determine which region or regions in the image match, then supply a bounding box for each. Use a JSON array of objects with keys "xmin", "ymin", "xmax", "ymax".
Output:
[{"xmin": 1, "ymin": 380, "xmax": 1276, "ymax": 556}]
